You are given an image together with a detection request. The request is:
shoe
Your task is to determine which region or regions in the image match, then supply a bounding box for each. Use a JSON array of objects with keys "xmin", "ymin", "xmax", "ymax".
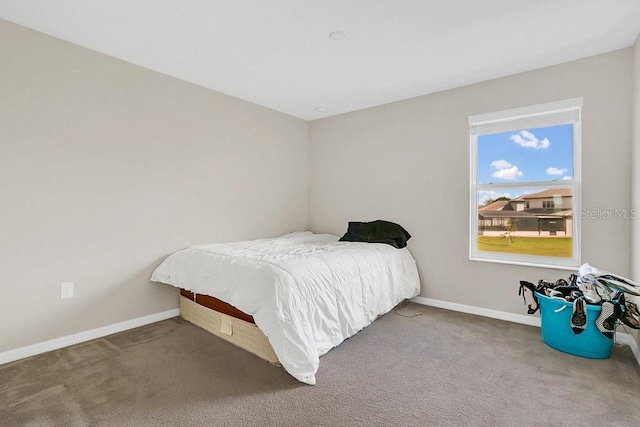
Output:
[
  {"xmin": 571, "ymin": 298, "xmax": 588, "ymax": 335},
  {"xmin": 595, "ymin": 279, "xmax": 614, "ymax": 301},
  {"xmin": 539, "ymin": 279, "xmax": 556, "ymax": 289},
  {"xmin": 569, "ymin": 274, "xmax": 578, "ymax": 286},
  {"xmin": 546, "ymin": 289, "xmax": 565, "ymax": 299},
  {"xmin": 618, "ymin": 295, "xmax": 640, "ymax": 329},
  {"xmin": 555, "ymin": 285, "xmax": 579, "ymax": 295},
  {"xmin": 519, "ymin": 281, "xmax": 539, "ymax": 315},
  {"xmin": 595, "ymin": 301, "xmax": 619, "ymax": 339},
  {"xmin": 578, "ymin": 278, "xmax": 602, "ymax": 304},
  {"xmin": 612, "ymin": 291, "xmax": 625, "ymax": 303}
]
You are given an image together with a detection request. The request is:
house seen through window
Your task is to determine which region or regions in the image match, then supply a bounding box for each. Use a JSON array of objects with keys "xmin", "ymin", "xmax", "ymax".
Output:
[{"xmin": 469, "ymin": 99, "xmax": 581, "ymax": 269}]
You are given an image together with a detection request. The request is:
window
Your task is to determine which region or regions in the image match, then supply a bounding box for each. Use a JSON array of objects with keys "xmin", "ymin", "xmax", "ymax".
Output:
[{"xmin": 469, "ymin": 98, "xmax": 581, "ymax": 269}]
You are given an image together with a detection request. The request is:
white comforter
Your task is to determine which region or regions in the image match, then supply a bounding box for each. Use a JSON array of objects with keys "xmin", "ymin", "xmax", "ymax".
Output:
[{"xmin": 150, "ymin": 231, "xmax": 420, "ymax": 385}]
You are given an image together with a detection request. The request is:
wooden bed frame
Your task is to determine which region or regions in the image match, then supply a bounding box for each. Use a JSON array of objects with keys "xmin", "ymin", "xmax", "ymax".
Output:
[
  {"xmin": 179, "ymin": 290, "xmax": 280, "ymax": 366},
  {"xmin": 180, "ymin": 290, "xmax": 255, "ymax": 323}
]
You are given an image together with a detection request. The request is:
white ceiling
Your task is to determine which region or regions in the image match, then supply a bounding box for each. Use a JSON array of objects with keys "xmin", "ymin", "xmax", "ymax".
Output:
[{"xmin": 1, "ymin": 1, "xmax": 640, "ymax": 120}]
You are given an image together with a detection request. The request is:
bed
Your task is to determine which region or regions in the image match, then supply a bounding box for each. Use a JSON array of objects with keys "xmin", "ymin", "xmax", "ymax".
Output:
[{"xmin": 151, "ymin": 231, "xmax": 420, "ymax": 384}]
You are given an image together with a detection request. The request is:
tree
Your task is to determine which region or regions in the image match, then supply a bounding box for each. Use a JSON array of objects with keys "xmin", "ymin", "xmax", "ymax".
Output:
[
  {"xmin": 503, "ymin": 219, "xmax": 518, "ymax": 246},
  {"xmin": 483, "ymin": 196, "xmax": 510, "ymax": 206}
]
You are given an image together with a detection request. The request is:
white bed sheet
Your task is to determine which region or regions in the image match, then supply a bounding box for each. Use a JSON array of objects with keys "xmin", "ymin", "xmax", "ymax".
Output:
[{"xmin": 150, "ymin": 231, "xmax": 420, "ymax": 385}]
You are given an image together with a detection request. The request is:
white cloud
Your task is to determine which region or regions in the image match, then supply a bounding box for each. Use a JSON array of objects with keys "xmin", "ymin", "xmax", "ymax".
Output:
[
  {"xmin": 490, "ymin": 159, "xmax": 513, "ymax": 170},
  {"xmin": 562, "ymin": 176, "xmax": 572, "ymax": 180},
  {"xmin": 492, "ymin": 167, "xmax": 523, "ymax": 180},
  {"xmin": 510, "ymin": 130, "xmax": 550, "ymax": 149},
  {"xmin": 490, "ymin": 159, "xmax": 523, "ymax": 180},
  {"xmin": 546, "ymin": 167, "xmax": 568, "ymax": 175}
]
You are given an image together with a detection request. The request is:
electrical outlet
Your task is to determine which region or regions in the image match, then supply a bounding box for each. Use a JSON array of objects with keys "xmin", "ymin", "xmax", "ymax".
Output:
[{"xmin": 60, "ymin": 282, "xmax": 74, "ymax": 299}]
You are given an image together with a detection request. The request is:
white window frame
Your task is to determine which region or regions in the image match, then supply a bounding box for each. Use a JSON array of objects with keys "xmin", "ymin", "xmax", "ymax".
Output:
[{"xmin": 469, "ymin": 98, "xmax": 582, "ymax": 270}]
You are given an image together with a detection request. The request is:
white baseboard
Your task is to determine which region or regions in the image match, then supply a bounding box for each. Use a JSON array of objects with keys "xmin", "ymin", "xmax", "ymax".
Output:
[
  {"xmin": 0, "ymin": 309, "xmax": 180, "ymax": 366},
  {"xmin": 3, "ymin": 299, "xmax": 638, "ymax": 368},
  {"xmin": 411, "ymin": 296, "xmax": 640, "ymax": 365},
  {"xmin": 411, "ymin": 296, "xmax": 542, "ymax": 327}
]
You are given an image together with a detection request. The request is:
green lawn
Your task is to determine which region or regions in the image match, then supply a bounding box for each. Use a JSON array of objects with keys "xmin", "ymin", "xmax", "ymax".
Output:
[{"xmin": 477, "ymin": 236, "xmax": 572, "ymax": 258}]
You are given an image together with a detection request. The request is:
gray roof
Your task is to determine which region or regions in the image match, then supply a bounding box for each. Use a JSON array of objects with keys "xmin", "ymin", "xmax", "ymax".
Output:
[
  {"xmin": 479, "ymin": 200, "xmax": 510, "ymax": 211},
  {"xmin": 523, "ymin": 188, "xmax": 572, "ymax": 199}
]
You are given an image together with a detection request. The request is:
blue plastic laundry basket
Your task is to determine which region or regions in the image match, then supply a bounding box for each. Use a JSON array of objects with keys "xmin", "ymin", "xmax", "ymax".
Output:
[{"xmin": 535, "ymin": 292, "xmax": 614, "ymax": 359}]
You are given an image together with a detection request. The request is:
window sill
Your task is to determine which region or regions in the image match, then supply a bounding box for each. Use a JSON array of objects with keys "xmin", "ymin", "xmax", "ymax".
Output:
[{"xmin": 470, "ymin": 254, "xmax": 579, "ymax": 271}]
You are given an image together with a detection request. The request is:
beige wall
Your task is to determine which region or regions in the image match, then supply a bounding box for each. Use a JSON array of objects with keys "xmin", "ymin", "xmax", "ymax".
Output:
[
  {"xmin": 526, "ymin": 196, "xmax": 572, "ymax": 210},
  {"xmin": 631, "ymin": 36, "xmax": 640, "ymax": 343},
  {"xmin": 633, "ymin": 36, "xmax": 640, "ymax": 285},
  {"xmin": 309, "ymin": 49, "xmax": 633, "ymax": 315},
  {"xmin": 0, "ymin": 20, "xmax": 308, "ymax": 352},
  {"xmin": 2, "ymin": 17, "xmax": 638, "ymax": 355}
]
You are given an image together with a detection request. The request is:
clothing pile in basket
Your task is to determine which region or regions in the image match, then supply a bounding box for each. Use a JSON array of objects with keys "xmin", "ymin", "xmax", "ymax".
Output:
[{"xmin": 519, "ymin": 263, "xmax": 640, "ymax": 339}]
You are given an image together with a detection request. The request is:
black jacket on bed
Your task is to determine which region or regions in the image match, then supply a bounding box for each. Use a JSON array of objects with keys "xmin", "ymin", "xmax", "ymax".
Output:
[{"xmin": 339, "ymin": 220, "xmax": 411, "ymax": 249}]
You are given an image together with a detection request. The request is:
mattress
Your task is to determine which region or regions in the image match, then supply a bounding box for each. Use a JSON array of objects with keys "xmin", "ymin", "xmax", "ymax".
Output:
[{"xmin": 151, "ymin": 231, "xmax": 420, "ymax": 385}]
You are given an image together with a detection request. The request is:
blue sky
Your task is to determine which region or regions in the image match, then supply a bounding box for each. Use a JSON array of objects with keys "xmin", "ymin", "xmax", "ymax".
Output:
[{"xmin": 477, "ymin": 124, "xmax": 573, "ymax": 184}]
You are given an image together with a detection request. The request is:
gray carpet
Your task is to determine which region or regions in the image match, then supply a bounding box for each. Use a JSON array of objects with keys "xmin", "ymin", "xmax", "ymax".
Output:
[{"xmin": 2, "ymin": 303, "xmax": 640, "ymax": 426}]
